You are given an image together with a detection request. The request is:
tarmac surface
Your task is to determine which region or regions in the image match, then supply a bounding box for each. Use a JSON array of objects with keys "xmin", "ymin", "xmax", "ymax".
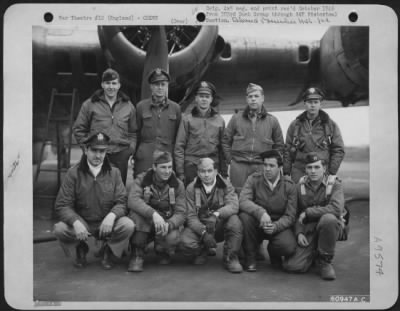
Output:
[{"xmin": 32, "ymin": 147, "xmax": 370, "ymax": 304}]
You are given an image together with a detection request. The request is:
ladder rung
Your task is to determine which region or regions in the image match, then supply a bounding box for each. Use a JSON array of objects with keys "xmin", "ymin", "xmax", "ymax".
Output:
[
  {"xmin": 83, "ymin": 73, "xmax": 98, "ymax": 77},
  {"xmin": 54, "ymin": 92, "xmax": 74, "ymax": 97},
  {"xmin": 39, "ymin": 168, "xmax": 69, "ymax": 172},
  {"xmin": 34, "ymin": 194, "xmax": 57, "ymax": 200},
  {"xmin": 49, "ymin": 117, "xmax": 72, "ymax": 122},
  {"xmin": 41, "ymin": 142, "xmax": 80, "ymax": 146}
]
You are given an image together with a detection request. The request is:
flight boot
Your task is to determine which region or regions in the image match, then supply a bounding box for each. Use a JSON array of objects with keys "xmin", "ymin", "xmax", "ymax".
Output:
[
  {"xmin": 269, "ymin": 254, "xmax": 283, "ymax": 269},
  {"xmin": 256, "ymin": 244, "xmax": 265, "ymax": 261},
  {"xmin": 193, "ymin": 248, "xmax": 208, "ymax": 265},
  {"xmin": 224, "ymin": 253, "xmax": 243, "ymax": 273},
  {"xmin": 207, "ymin": 248, "xmax": 217, "ymax": 256},
  {"xmin": 157, "ymin": 252, "xmax": 172, "ymax": 265},
  {"xmin": 246, "ymin": 259, "xmax": 257, "ymax": 272},
  {"xmin": 74, "ymin": 241, "xmax": 89, "ymax": 268},
  {"xmin": 101, "ymin": 245, "xmax": 114, "ymax": 270},
  {"xmin": 318, "ymin": 254, "xmax": 336, "ymax": 280},
  {"xmin": 128, "ymin": 248, "xmax": 145, "ymax": 272}
]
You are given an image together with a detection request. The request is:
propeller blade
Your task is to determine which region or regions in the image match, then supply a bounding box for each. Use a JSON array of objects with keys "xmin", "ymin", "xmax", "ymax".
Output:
[{"xmin": 140, "ymin": 26, "xmax": 169, "ymax": 100}]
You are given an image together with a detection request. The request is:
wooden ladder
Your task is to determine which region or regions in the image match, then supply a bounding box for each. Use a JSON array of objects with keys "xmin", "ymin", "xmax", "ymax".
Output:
[{"xmin": 34, "ymin": 88, "xmax": 79, "ymax": 198}]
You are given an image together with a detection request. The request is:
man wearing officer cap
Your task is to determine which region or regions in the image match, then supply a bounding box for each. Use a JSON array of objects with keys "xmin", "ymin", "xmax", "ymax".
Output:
[
  {"xmin": 282, "ymin": 152, "xmax": 347, "ymax": 280},
  {"xmin": 238, "ymin": 149, "xmax": 297, "ymax": 272},
  {"xmin": 134, "ymin": 68, "xmax": 182, "ymax": 177},
  {"xmin": 222, "ymin": 83, "xmax": 284, "ymax": 194},
  {"xmin": 53, "ymin": 132, "xmax": 135, "ymax": 270},
  {"xmin": 283, "ymin": 86, "xmax": 345, "ymax": 183},
  {"xmin": 127, "ymin": 150, "xmax": 186, "ymax": 272},
  {"xmin": 175, "ymin": 81, "xmax": 227, "ymax": 185},
  {"xmin": 73, "ymin": 68, "xmax": 137, "ymax": 185}
]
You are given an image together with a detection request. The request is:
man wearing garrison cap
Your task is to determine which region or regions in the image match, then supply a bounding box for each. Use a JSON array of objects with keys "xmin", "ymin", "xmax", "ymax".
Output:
[
  {"xmin": 222, "ymin": 83, "xmax": 284, "ymax": 194},
  {"xmin": 53, "ymin": 132, "xmax": 134, "ymax": 270},
  {"xmin": 174, "ymin": 81, "xmax": 227, "ymax": 185},
  {"xmin": 134, "ymin": 68, "xmax": 182, "ymax": 177},
  {"xmin": 73, "ymin": 68, "xmax": 137, "ymax": 185},
  {"xmin": 283, "ymin": 86, "xmax": 345, "ymax": 183},
  {"xmin": 283, "ymin": 152, "xmax": 347, "ymax": 280},
  {"xmin": 239, "ymin": 149, "xmax": 297, "ymax": 272},
  {"xmin": 127, "ymin": 150, "xmax": 186, "ymax": 272}
]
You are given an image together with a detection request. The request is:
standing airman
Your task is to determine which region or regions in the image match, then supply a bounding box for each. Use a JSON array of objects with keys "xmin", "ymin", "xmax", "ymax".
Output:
[
  {"xmin": 283, "ymin": 87, "xmax": 345, "ymax": 183},
  {"xmin": 222, "ymin": 83, "xmax": 284, "ymax": 194},
  {"xmin": 134, "ymin": 68, "xmax": 181, "ymax": 177},
  {"xmin": 174, "ymin": 81, "xmax": 227, "ymax": 185}
]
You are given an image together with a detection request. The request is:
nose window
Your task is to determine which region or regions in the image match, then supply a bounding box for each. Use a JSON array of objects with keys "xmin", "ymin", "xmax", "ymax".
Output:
[
  {"xmin": 298, "ymin": 45, "xmax": 310, "ymax": 63},
  {"xmin": 220, "ymin": 43, "xmax": 232, "ymax": 60}
]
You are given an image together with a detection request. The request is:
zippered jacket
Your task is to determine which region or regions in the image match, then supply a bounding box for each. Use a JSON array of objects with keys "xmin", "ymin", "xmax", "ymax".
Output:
[
  {"xmin": 73, "ymin": 90, "xmax": 137, "ymax": 153},
  {"xmin": 222, "ymin": 105, "xmax": 284, "ymax": 164},
  {"xmin": 54, "ymin": 155, "xmax": 128, "ymax": 226}
]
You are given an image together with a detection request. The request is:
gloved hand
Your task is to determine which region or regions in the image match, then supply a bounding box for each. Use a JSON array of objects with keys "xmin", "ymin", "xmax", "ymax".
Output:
[
  {"xmin": 205, "ymin": 214, "xmax": 218, "ymax": 234},
  {"xmin": 202, "ymin": 232, "xmax": 217, "ymax": 249}
]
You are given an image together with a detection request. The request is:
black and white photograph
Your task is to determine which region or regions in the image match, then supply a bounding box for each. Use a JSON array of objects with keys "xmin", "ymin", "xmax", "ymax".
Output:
[{"xmin": 3, "ymin": 3, "xmax": 398, "ymax": 309}]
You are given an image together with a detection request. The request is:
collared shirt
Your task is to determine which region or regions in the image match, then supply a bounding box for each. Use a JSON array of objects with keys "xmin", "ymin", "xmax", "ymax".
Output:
[
  {"xmin": 202, "ymin": 178, "xmax": 217, "ymax": 194},
  {"xmin": 266, "ymin": 174, "xmax": 280, "ymax": 190},
  {"xmin": 87, "ymin": 160, "xmax": 102, "ymax": 178}
]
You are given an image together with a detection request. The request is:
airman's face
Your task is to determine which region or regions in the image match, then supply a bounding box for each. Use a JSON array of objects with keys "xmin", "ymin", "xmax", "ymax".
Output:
[
  {"xmin": 101, "ymin": 79, "xmax": 120, "ymax": 99},
  {"xmin": 85, "ymin": 146, "xmax": 107, "ymax": 167},
  {"xmin": 195, "ymin": 93, "xmax": 213, "ymax": 111},
  {"xmin": 305, "ymin": 160, "xmax": 326, "ymax": 182},
  {"xmin": 262, "ymin": 158, "xmax": 280, "ymax": 182},
  {"xmin": 198, "ymin": 161, "xmax": 217, "ymax": 186},
  {"xmin": 246, "ymin": 90, "xmax": 264, "ymax": 110},
  {"xmin": 150, "ymin": 81, "xmax": 169, "ymax": 97},
  {"xmin": 153, "ymin": 161, "xmax": 173, "ymax": 181},
  {"xmin": 304, "ymin": 99, "xmax": 321, "ymax": 116}
]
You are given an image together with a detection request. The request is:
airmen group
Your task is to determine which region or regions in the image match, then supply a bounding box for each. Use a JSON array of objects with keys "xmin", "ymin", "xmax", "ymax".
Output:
[{"xmin": 54, "ymin": 67, "xmax": 347, "ymax": 281}]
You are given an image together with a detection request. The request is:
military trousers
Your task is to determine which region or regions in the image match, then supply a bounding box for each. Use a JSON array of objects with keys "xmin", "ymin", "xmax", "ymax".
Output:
[
  {"xmin": 289, "ymin": 161, "xmax": 309, "ymax": 183},
  {"xmin": 53, "ymin": 216, "xmax": 135, "ymax": 258},
  {"xmin": 282, "ymin": 213, "xmax": 343, "ymax": 273},
  {"xmin": 183, "ymin": 161, "xmax": 198, "ymax": 186},
  {"xmin": 131, "ymin": 228, "xmax": 181, "ymax": 254},
  {"xmin": 239, "ymin": 212, "xmax": 297, "ymax": 262},
  {"xmin": 181, "ymin": 215, "xmax": 243, "ymax": 257},
  {"xmin": 107, "ymin": 147, "xmax": 132, "ymax": 185},
  {"xmin": 229, "ymin": 160, "xmax": 263, "ymax": 194}
]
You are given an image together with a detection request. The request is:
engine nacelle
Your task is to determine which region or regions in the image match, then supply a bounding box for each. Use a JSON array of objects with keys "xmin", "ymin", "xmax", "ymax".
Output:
[{"xmin": 320, "ymin": 26, "xmax": 369, "ymax": 106}]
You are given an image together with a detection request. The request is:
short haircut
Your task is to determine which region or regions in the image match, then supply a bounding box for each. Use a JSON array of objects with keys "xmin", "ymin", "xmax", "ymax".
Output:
[
  {"xmin": 153, "ymin": 150, "xmax": 173, "ymax": 165},
  {"xmin": 197, "ymin": 158, "xmax": 218, "ymax": 170},
  {"xmin": 260, "ymin": 150, "xmax": 283, "ymax": 166},
  {"xmin": 305, "ymin": 159, "xmax": 327, "ymax": 167},
  {"xmin": 246, "ymin": 83, "xmax": 264, "ymax": 95}
]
